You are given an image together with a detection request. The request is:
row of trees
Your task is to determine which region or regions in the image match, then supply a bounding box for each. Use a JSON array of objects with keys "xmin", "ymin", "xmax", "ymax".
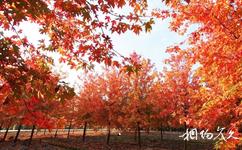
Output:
[{"xmin": 73, "ymin": 52, "xmax": 241, "ymax": 149}]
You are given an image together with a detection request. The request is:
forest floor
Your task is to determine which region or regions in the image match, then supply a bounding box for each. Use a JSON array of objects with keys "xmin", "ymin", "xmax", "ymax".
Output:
[{"xmin": 0, "ymin": 130, "xmax": 215, "ymax": 150}]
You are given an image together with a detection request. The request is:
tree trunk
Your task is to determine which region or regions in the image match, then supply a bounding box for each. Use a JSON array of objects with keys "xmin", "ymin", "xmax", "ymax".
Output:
[
  {"xmin": 147, "ymin": 127, "xmax": 150, "ymax": 134},
  {"xmin": 106, "ymin": 121, "xmax": 111, "ymax": 145},
  {"xmin": 82, "ymin": 121, "xmax": 87, "ymax": 142},
  {"xmin": 29, "ymin": 125, "xmax": 35, "ymax": 146},
  {"xmin": 0, "ymin": 122, "xmax": 3, "ymax": 131},
  {"xmin": 134, "ymin": 128, "xmax": 137, "ymax": 142},
  {"xmin": 137, "ymin": 122, "xmax": 141, "ymax": 148},
  {"xmin": 67, "ymin": 121, "xmax": 72, "ymax": 139},
  {"xmin": 2, "ymin": 125, "xmax": 10, "ymax": 141},
  {"xmin": 184, "ymin": 122, "xmax": 187, "ymax": 150},
  {"xmin": 14, "ymin": 124, "xmax": 22, "ymax": 143},
  {"xmin": 160, "ymin": 123, "xmax": 163, "ymax": 141},
  {"xmin": 54, "ymin": 129, "xmax": 58, "ymax": 138},
  {"xmin": 44, "ymin": 129, "xmax": 46, "ymax": 135}
]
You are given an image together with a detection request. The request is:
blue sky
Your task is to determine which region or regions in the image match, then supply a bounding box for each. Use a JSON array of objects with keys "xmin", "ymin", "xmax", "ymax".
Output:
[
  {"xmin": 107, "ymin": 0, "xmax": 187, "ymax": 70},
  {"xmin": 111, "ymin": 18, "xmax": 185, "ymax": 70}
]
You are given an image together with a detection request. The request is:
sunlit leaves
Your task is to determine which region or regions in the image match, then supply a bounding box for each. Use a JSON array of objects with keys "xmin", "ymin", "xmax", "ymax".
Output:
[{"xmin": 154, "ymin": 0, "xmax": 242, "ymax": 148}]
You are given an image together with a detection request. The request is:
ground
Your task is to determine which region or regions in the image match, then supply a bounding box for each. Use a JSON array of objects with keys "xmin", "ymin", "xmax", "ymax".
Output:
[{"xmin": 0, "ymin": 130, "xmax": 215, "ymax": 150}]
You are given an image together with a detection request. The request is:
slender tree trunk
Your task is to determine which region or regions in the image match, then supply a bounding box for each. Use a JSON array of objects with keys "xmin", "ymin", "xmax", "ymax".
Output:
[
  {"xmin": 184, "ymin": 122, "xmax": 187, "ymax": 150},
  {"xmin": 14, "ymin": 124, "xmax": 22, "ymax": 143},
  {"xmin": 106, "ymin": 121, "xmax": 111, "ymax": 145},
  {"xmin": 2, "ymin": 125, "xmax": 10, "ymax": 141},
  {"xmin": 67, "ymin": 121, "xmax": 72, "ymax": 139},
  {"xmin": 2, "ymin": 120, "xmax": 11, "ymax": 142},
  {"xmin": 147, "ymin": 127, "xmax": 150, "ymax": 134},
  {"xmin": 160, "ymin": 123, "xmax": 163, "ymax": 141},
  {"xmin": 29, "ymin": 125, "xmax": 35, "ymax": 146},
  {"xmin": 134, "ymin": 128, "xmax": 137, "ymax": 142},
  {"xmin": 0, "ymin": 122, "xmax": 3, "ymax": 131},
  {"xmin": 54, "ymin": 129, "xmax": 58, "ymax": 138},
  {"xmin": 137, "ymin": 122, "xmax": 141, "ymax": 148},
  {"xmin": 44, "ymin": 129, "xmax": 46, "ymax": 135},
  {"xmin": 82, "ymin": 121, "xmax": 87, "ymax": 142}
]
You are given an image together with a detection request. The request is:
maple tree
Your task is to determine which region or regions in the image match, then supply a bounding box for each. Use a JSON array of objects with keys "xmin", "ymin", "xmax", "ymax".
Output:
[
  {"xmin": 97, "ymin": 67, "xmax": 132, "ymax": 144},
  {"xmin": 76, "ymin": 68, "xmax": 129, "ymax": 144},
  {"xmin": 76, "ymin": 74, "xmax": 104, "ymax": 142},
  {"xmin": 153, "ymin": 0, "xmax": 242, "ymax": 148},
  {"xmin": 119, "ymin": 53, "xmax": 159, "ymax": 146},
  {"xmin": 0, "ymin": 39, "xmax": 75, "ymax": 142},
  {"xmin": 0, "ymin": 0, "xmax": 154, "ymax": 69},
  {"xmin": 0, "ymin": 1, "xmax": 154, "ymax": 142}
]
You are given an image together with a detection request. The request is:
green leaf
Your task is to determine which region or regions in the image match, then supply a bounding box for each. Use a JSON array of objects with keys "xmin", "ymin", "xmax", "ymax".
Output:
[
  {"xmin": 13, "ymin": 45, "xmax": 19, "ymax": 52},
  {"xmin": 144, "ymin": 18, "xmax": 154, "ymax": 32}
]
